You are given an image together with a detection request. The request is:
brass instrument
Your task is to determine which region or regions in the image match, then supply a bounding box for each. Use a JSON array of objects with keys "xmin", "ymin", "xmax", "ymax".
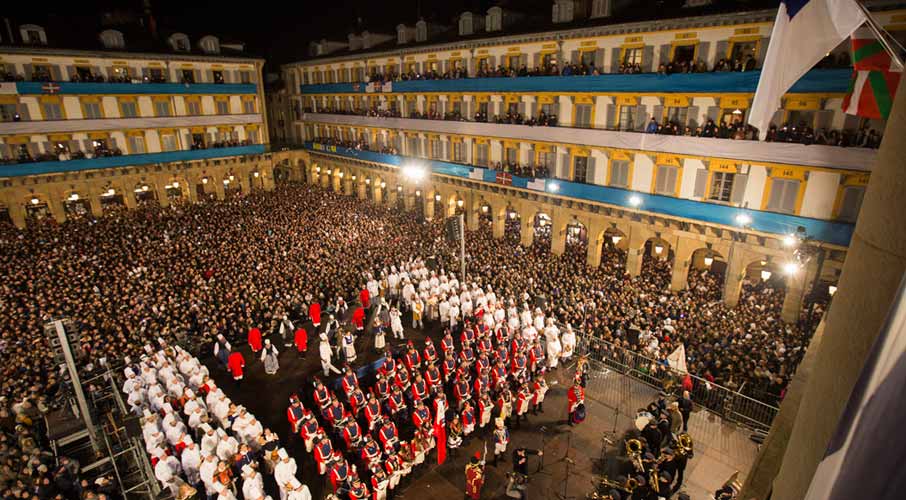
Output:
[
  {"xmin": 650, "ymin": 468, "xmax": 660, "ymax": 494},
  {"xmin": 625, "ymin": 438, "xmax": 644, "ymax": 471},
  {"xmin": 673, "ymin": 433, "xmax": 694, "ymax": 457},
  {"xmin": 595, "ymin": 475, "xmax": 637, "ymax": 493}
]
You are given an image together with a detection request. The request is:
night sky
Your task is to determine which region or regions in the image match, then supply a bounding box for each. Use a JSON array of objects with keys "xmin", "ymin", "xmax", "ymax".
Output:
[{"xmin": 4, "ymin": 0, "xmax": 770, "ymax": 70}]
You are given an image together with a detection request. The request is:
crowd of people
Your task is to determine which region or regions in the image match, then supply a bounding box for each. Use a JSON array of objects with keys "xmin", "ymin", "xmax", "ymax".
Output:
[{"xmin": 0, "ymin": 180, "xmax": 826, "ymax": 497}]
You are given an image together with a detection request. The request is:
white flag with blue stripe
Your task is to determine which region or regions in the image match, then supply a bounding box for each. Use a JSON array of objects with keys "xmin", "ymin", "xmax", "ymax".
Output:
[
  {"xmin": 748, "ymin": 0, "xmax": 866, "ymax": 139},
  {"xmin": 803, "ymin": 277, "xmax": 906, "ymax": 500}
]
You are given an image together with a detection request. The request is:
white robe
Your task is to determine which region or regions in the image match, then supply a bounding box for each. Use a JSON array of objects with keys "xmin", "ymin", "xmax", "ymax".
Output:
[
  {"xmin": 274, "ymin": 459, "xmax": 298, "ymax": 500},
  {"xmin": 181, "ymin": 446, "xmax": 202, "ymax": 485},
  {"xmin": 242, "ymin": 473, "xmax": 266, "ymax": 500}
]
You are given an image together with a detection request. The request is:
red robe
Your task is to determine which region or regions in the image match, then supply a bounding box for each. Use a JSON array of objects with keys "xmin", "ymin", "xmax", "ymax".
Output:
[
  {"xmin": 310, "ymin": 302, "xmax": 322, "ymax": 327},
  {"xmin": 228, "ymin": 352, "xmax": 246, "ymax": 380},
  {"xmin": 352, "ymin": 307, "xmax": 366, "ymax": 330},
  {"xmin": 247, "ymin": 328, "xmax": 262, "ymax": 353},
  {"xmin": 360, "ymin": 289, "xmax": 370, "ymax": 309},
  {"xmin": 294, "ymin": 328, "xmax": 308, "ymax": 353},
  {"xmin": 434, "ymin": 422, "xmax": 447, "ymax": 464},
  {"xmin": 568, "ymin": 386, "xmax": 585, "ymax": 413}
]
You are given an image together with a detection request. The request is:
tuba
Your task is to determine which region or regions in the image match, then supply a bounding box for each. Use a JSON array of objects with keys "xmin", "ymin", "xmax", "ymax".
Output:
[
  {"xmin": 673, "ymin": 433, "xmax": 694, "ymax": 457},
  {"xmin": 625, "ymin": 477, "xmax": 638, "ymax": 493},
  {"xmin": 625, "ymin": 438, "xmax": 644, "ymax": 472}
]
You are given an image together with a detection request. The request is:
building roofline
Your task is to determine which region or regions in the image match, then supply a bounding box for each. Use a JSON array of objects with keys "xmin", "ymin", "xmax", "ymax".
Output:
[
  {"xmin": 0, "ymin": 45, "xmax": 265, "ymax": 64},
  {"xmin": 282, "ymin": 8, "xmax": 778, "ymax": 70}
]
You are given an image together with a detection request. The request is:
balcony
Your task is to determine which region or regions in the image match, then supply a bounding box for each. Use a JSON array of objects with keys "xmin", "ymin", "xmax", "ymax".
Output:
[
  {"xmin": 306, "ymin": 142, "xmax": 855, "ymax": 246},
  {"xmin": 13, "ymin": 81, "xmax": 258, "ymax": 95},
  {"xmin": 0, "ymin": 144, "xmax": 266, "ymax": 178},
  {"xmin": 298, "ymin": 68, "xmax": 851, "ymax": 95},
  {"xmin": 0, "ymin": 113, "xmax": 263, "ymax": 136},
  {"xmin": 302, "ymin": 112, "xmax": 876, "ymax": 172}
]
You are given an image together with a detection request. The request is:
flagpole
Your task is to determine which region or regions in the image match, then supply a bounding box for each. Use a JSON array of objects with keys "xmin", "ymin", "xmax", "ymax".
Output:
[{"xmin": 856, "ymin": 1, "xmax": 905, "ymax": 70}]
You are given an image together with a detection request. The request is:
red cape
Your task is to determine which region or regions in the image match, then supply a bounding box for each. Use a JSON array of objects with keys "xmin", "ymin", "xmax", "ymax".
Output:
[{"xmin": 248, "ymin": 328, "xmax": 262, "ymax": 352}]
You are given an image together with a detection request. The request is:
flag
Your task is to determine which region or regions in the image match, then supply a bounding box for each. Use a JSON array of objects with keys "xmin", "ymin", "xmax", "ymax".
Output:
[
  {"xmin": 748, "ymin": 0, "xmax": 867, "ymax": 139},
  {"xmin": 527, "ymin": 179, "xmax": 546, "ymax": 192},
  {"xmin": 434, "ymin": 422, "xmax": 447, "ymax": 464},
  {"xmin": 803, "ymin": 278, "xmax": 906, "ymax": 500},
  {"xmin": 667, "ymin": 344, "xmax": 688, "ymax": 374},
  {"xmin": 842, "ymin": 28, "xmax": 902, "ymax": 119},
  {"xmin": 495, "ymin": 171, "xmax": 512, "ymax": 186}
]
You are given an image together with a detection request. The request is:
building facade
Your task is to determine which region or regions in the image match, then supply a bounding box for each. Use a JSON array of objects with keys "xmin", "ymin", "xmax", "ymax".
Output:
[{"xmin": 0, "ymin": 23, "xmax": 269, "ymax": 226}]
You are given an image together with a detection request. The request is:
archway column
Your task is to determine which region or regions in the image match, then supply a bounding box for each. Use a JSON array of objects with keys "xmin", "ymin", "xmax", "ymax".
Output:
[
  {"xmin": 261, "ymin": 166, "xmax": 275, "ymax": 191},
  {"xmin": 519, "ymin": 206, "xmax": 536, "ymax": 248},
  {"xmin": 373, "ymin": 184, "xmax": 383, "ymax": 204},
  {"xmin": 403, "ymin": 191, "xmax": 415, "ymax": 211},
  {"xmin": 331, "ymin": 173, "xmax": 341, "ymax": 192},
  {"xmin": 492, "ymin": 205, "xmax": 507, "ymax": 239},
  {"xmin": 87, "ymin": 190, "xmax": 104, "ymax": 217},
  {"xmin": 357, "ymin": 181, "xmax": 366, "ymax": 200},
  {"xmin": 8, "ymin": 202, "xmax": 26, "ymax": 228},
  {"xmin": 343, "ymin": 178, "xmax": 353, "ymax": 196},
  {"xmin": 465, "ymin": 194, "xmax": 480, "ymax": 231},
  {"xmin": 624, "ymin": 224, "xmax": 651, "ymax": 277},
  {"xmin": 424, "ymin": 192, "xmax": 435, "ymax": 220},
  {"xmin": 722, "ymin": 244, "xmax": 750, "ymax": 307},
  {"xmin": 120, "ymin": 181, "xmax": 138, "ymax": 208},
  {"xmin": 213, "ymin": 178, "xmax": 226, "ymax": 201},
  {"xmin": 155, "ymin": 176, "xmax": 171, "ymax": 208},
  {"xmin": 586, "ymin": 221, "xmax": 608, "ymax": 267},
  {"xmin": 669, "ymin": 235, "xmax": 698, "ymax": 291},
  {"xmin": 550, "ymin": 213, "xmax": 569, "ymax": 256},
  {"xmin": 781, "ymin": 257, "xmax": 819, "ymax": 322}
]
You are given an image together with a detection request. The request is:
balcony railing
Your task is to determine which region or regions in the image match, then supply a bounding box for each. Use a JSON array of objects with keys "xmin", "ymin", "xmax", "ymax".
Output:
[
  {"xmin": 305, "ymin": 141, "xmax": 856, "ymax": 246},
  {"xmin": 299, "ymin": 68, "xmax": 852, "ymax": 95},
  {"xmin": 0, "ymin": 144, "xmax": 266, "ymax": 177},
  {"xmin": 302, "ymin": 112, "xmax": 877, "ymax": 172},
  {"xmin": 13, "ymin": 81, "xmax": 258, "ymax": 95}
]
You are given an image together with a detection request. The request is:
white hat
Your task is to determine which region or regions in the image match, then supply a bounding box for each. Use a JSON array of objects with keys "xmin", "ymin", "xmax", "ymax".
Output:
[
  {"xmin": 241, "ymin": 464, "xmax": 254, "ymax": 476},
  {"xmin": 278, "ymin": 448, "xmax": 289, "ymax": 459}
]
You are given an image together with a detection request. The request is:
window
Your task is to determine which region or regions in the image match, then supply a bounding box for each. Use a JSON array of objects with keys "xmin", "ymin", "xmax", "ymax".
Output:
[
  {"xmin": 239, "ymin": 71, "xmax": 252, "ymax": 84},
  {"xmin": 575, "ymin": 104, "xmax": 592, "ymax": 128},
  {"xmin": 128, "ymin": 135, "xmax": 146, "ymax": 154},
  {"xmin": 579, "ymin": 50, "xmax": 595, "ymax": 66},
  {"xmin": 407, "ymin": 137, "xmax": 419, "ymax": 156},
  {"xmin": 192, "ymin": 133, "xmax": 206, "ymax": 148},
  {"xmin": 31, "ymin": 64, "xmax": 51, "ymax": 81},
  {"xmin": 246, "ymin": 128, "xmax": 259, "ymax": 144},
  {"xmin": 672, "ymin": 44, "xmax": 696, "ymax": 64},
  {"xmin": 505, "ymin": 147, "xmax": 518, "ymax": 165},
  {"xmin": 148, "ymin": 68, "xmax": 165, "ymax": 82},
  {"xmin": 212, "ymin": 70, "xmax": 224, "ymax": 84},
  {"xmin": 766, "ymin": 178, "xmax": 800, "ymax": 214},
  {"xmin": 837, "ymin": 185, "xmax": 865, "ymax": 222},
  {"xmin": 160, "ymin": 133, "xmax": 178, "ymax": 152},
  {"xmin": 591, "ymin": 0, "xmax": 611, "ymax": 18},
  {"xmin": 539, "ymin": 151, "xmax": 556, "ymax": 170},
  {"xmin": 729, "ymin": 41, "xmax": 758, "ymax": 65},
  {"xmin": 99, "ymin": 30, "xmax": 125, "ymax": 49},
  {"xmin": 26, "ymin": 30, "xmax": 43, "ymax": 44},
  {"xmin": 186, "ymin": 100, "xmax": 201, "ymax": 116},
  {"xmin": 81, "ymin": 100, "xmax": 103, "ymax": 119},
  {"xmin": 154, "ymin": 99, "xmax": 172, "ymax": 117},
  {"xmin": 452, "ymin": 101, "xmax": 462, "ymax": 115},
  {"xmin": 397, "ymin": 25, "xmax": 408, "ymax": 44},
  {"xmin": 41, "ymin": 101, "xmax": 64, "ymax": 120},
  {"xmin": 479, "ymin": 102, "xmax": 489, "ymax": 116},
  {"xmin": 431, "ymin": 139, "xmax": 443, "ymax": 159},
  {"xmin": 654, "ymin": 165, "xmax": 679, "ymax": 195},
  {"xmin": 215, "ymin": 99, "xmax": 230, "ymax": 114},
  {"xmin": 453, "ymin": 142, "xmax": 465, "ymax": 162},
  {"xmin": 75, "ymin": 66, "xmax": 94, "ymax": 80},
  {"xmin": 1, "ymin": 103, "xmax": 19, "ymax": 122},
  {"xmin": 181, "ymin": 69, "xmax": 195, "ymax": 83},
  {"xmin": 459, "ymin": 13, "xmax": 473, "ymax": 36},
  {"xmin": 623, "ymin": 47, "xmax": 643, "ymax": 65},
  {"xmin": 111, "ymin": 66, "xmax": 131, "ymax": 80},
  {"xmin": 618, "ymin": 106, "xmax": 636, "ymax": 130},
  {"xmin": 507, "ymin": 102, "xmax": 518, "ymax": 115},
  {"xmin": 786, "ymin": 110, "xmax": 816, "ymax": 128},
  {"xmin": 120, "ymin": 100, "xmax": 138, "ymax": 118},
  {"xmin": 609, "ymin": 160, "xmax": 630, "ymax": 187},
  {"xmin": 573, "ymin": 156, "xmax": 589, "ymax": 183},
  {"xmin": 406, "ymin": 100, "xmax": 417, "ymax": 116},
  {"xmin": 708, "ymin": 172, "xmax": 735, "ymax": 202},
  {"xmin": 540, "ymin": 103, "xmax": 555, "ymax": 116},
  {"xmin": 666, "ymin": 106, "xmax": 688, "ymax": 126},
  {"xmin": 476, "ymin": 144, "xmax": 489, "ymax": 166},
  {"xmin": 416, "ymin": 21, "xmax": 428, "ymax": 42},
  {"xmin": 243, "ymin": 98, "xmax": 256, "ymax": 114},
  {"xmin": 200, "ymin": 36, "xmax": 220, "ymax": 54}
]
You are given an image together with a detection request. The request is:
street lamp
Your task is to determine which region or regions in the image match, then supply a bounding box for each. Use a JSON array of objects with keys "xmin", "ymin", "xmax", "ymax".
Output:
[
  {"xmin": 829, "ymin": 285, "xmax": 838, "ymax": 296},
  {"xmin": 173, "ymin": 181, "xmax": 180, "ymax": 188},
  {"xmin": 611, "ymin": 235, "xmax": 622, "ymax": 245},
  {"xmin": 654, "ymin": 244, "xmax": 664, "ymax": 255},
  {"xmin": 761, "ymin": 269, "xmax": 772, "ymax": 281},
  {"xmin": 30, "ymin": 197, "xmax": 40, "ymax": 205},
  {"xmin": 202, "ymin": 177, "xmax": 209, "ymax": 184},
  {"xmin": 456, "ymin": 199, "xmax": 464, "ymax": 208},
  {"xmin": 704, "ymin": 255, "xmax": 714, "ymax": 267},
  {"xmin": 435, "ymin": 194, "xmax": 442, "ymax": 202}
]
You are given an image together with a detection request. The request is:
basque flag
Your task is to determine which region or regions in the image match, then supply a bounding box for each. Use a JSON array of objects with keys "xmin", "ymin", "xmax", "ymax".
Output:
[
  {"xmin": 842, "ymin": 28, "xmax": 902, "ymax": 120},
  {"xmin": 748, "ymin": 0, "xmax": 866, "ymax": 139},
  {"xmin": 495, "ymin": 171, "xmax": 513, "ymax": 186},
  {"xmin": 803, "ymin": 276, "xmax": 906, "ymax": 500}
]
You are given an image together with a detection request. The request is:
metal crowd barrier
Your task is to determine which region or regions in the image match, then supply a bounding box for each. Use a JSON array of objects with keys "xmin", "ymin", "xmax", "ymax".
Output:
[{"xmin": 576, "ymin": 332, "xmax": 779, "ymax": 433}]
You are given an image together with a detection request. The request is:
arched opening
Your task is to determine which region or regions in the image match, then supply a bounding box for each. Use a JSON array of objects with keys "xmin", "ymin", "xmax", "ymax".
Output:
[
  {"xmin": 63, "ymin": 191, "xmax": 89, "ymax": 218},
  {"xmin": 533, "ymin": 212, "xmax": 552, "ymax": 248},
  {"xmin": 100, "ymin": 186, "xmax": 125, "ymax": 212},
  {"xmin": 741, "ymin": 259, "xmax": 789, "ymax": 313},
  {"xmin": 248, "ymin": 170, "xmax": 263, "ymax": 191},
  {"xmin": 365, "ymin": 177, "xmax": 374, "ymax": 200},
  {"xmin": 395, "ymin": 185, "xmax": 405, "ymax": 211},
  {"xmin": 600, "ymin": 227, "xmax": 628, "ymax": 271},
  {"xmin": 222, "ymin": 173, "xmax": 240, "ymax": 198},
  {"xmin": 478, "ymin": 201, "xmax": 492, "ymax": 227},
  {"xmin": 687, "ymin": 248, "xmax": 726, "ymax": 301},
  {"xmin": 25, "ymin": 194, "xmax": 50, "ymax": 221},
  {"xmin": 564, "ymin": 219, "xmax": 588, "ymax": 253},
  {"xmin": 196, "ymin": 175, "xmax": 213, "ymax": 201},
  {"xmin": 432, "ymin": 192, "xmax": 443, "ymax": 217},
  {"xmin": 0, "ymin": 203, "xmax": 11, "ymax": 226},
  {"xmin": 504, "ymin": 206, "xmax": 521, "ymax": 243},
  {"xmin": 414, "ymin": 189, "xmax": 425, "ymax": 219},
  {"xmin": 641, "ymin": 238, "xmax": 674, "ymax": 288},
  {"xmin": 449, "ymin": 194, "xmax": 465, "ymax": 216},
  {"xmin": 134, "ymin": 182, "xmax": 157, "ymax": 205},
  {"xmin": 164, "ymin": 178, "xmax": 186, "ymax": 202}
]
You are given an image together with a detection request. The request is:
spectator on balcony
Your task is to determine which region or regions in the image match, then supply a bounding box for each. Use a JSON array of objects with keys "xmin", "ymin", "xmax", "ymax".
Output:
[{"xmin": 645, "ymin": 118, "xmax": 659, "ymax": 134}]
